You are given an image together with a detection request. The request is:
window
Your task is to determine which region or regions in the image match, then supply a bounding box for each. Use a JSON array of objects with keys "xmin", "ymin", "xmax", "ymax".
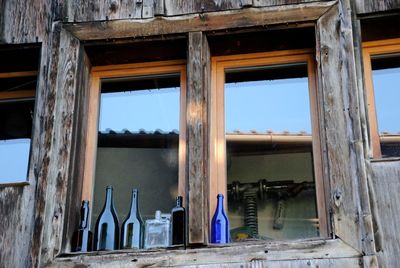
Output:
[
  {"xmin": 210, "ymin": 49, "xmax": 327, "ymax": 241},
  {"xmin": 0, "ymin": 71, "xmax": 36, "ymax": 184},
  {"xmin": 82, "ymin": 60, "xmax": 186, "ymax": 237},
  {"xmin": 363, "ymin": 38, "xmax": 400, "ymax": 158}
]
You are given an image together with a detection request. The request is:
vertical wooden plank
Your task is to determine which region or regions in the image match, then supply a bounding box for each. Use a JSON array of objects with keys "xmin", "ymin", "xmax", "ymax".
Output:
[
  {"xmin": 363, "ymin": 255, "xmax": 379, "ymax": 268},
  {"xmin": 31, "ymin": 28, "xmax": 82, "ymax": 265},
  {"xmin": 187, "ymin": 31, "xmax": 210, "ymax": 244},
  {"xmin": 240, "ymin": 0, "xmax": 253, "ymax": 7},
  {"xmin": 61, "ymin": 49, "xmax": 92, "ymax": 252},
  {"xmin": 142, "ymin": 0, "xmax": 154, "ymax": 18},
  {"xmin": 29, "ymin": 22, "xmax": 63, "ymax": 267},
  {"xmin": 164, "ymin": 0, "xmax": 194, "ymax": 16},
  {"xmin": 2, "ymin": 0, "xmax": 53, "ymax": 43},
  {"xmin": 119, "ymin": 0, "xmax": 143, "ymax": 19},
  {"xmin": 0, "ymin": 0, "xmax": 4, "ymax": 42},
  {"xmin": 154, "ymin": 0, "xmax": 165, "ymax": 16},
  {"xmin": 316, "ymin": 1, "xmax": 376, "ymax": 255},
  {"xmin": 307, "ymin": 57, "xmax": 329, "ymax": 238},
  {"xmin": 81, "ymin": 77, "xmax": 100, "ymax": 203},
  {"xmin": 369, "ymin": 161, "xmax": 400, "ymax": 268},
  {"xmin": 355, "ymin": 0, "xmax": 400, "ymax": 14}
]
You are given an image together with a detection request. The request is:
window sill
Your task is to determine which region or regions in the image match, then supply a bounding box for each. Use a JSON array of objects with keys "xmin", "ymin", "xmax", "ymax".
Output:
[
  {"xmin": 0, "ymin": 181, "xmax": 29, "ymax": 188},
  {"xmin": 54, "ymin": 238, "xmax": 360, "ymax": 267},
  {"xmin": 369, "ymin": 157, "xmax": 400, "ymax": 163}
]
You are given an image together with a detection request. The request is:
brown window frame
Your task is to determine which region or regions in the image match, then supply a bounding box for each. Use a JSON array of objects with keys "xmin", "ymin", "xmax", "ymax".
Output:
[
  {"xmin": 209, "ymin": 48, "xmax": 328, "ymax": 238},
  {"xmin": 0, "ymin": 70, "xmax": 37, "ymax": 185},
  {"xmin": 81, "ymin": 60, "xmax": 187, "ymax": 207},
  {"xmin": 362, "ymin": 38, "xmax": 400, "ymax": 159}
]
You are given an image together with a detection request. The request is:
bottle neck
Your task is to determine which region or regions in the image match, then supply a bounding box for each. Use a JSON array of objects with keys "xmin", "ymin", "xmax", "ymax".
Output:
[
  {"xmin": 130, "ymin": 189, "xmax": 139, "ymax": 215},
  {"xmin": 104, "ymin": 187, "xmax": 113, "ymax": 209},
  {"xmin": 216, "ymin": 194, "xmax": 224, "ymax": 213},
  {"xmin": 80, "ymin": 200, "xmax": 90, "ymax": 229},
  {"xmin": 176, "ymin": 196, "xmax": 183, "ymax": 207}
]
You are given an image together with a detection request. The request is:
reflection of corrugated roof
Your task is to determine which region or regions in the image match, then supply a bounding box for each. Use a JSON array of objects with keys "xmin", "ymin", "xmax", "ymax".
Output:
[
  {"xmin": 99, "ymin": 128, "xmax": 179, "ymax": 135},
  {"xmin": 99, "ymin": 128, "xmax": 313, "ymax": 136},
  {"xmin": 98, "ymin": 129, "xmax": 400, "ymax": 144}
]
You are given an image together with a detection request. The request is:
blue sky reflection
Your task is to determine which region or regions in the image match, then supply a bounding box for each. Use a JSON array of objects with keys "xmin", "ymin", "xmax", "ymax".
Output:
[
  {"xmin": 99, "ymin": 87, "xmax": 180, "ymax": 133},
  {"xmin": 0, "ymin": 139, "xmax": 30, "ymax": 182},
  {"xmin": 225, "ymin": 77, "xmax": 311, "ymax": 134},
  {"xmin": 372, "ymin": 67, "xmax": 400, "ymax": 134}
]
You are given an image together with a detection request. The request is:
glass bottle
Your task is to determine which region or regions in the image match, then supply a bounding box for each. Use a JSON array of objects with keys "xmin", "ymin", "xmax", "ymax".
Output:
[
  {"xmin": 121, "ymin": 189, "xmax": 143, "ymax": 249},
  {"xmin": 94, "ymin": 185, "xmax": 119, "ymax": 250},
  {"xmin": 171, "ymin": 196, "xmax": 186, "ymax": 246},
  {"xmin": 211, "ymin": 194, "xmax": 230, "ymax": 244},
  {"xmin": 71, "ymin": 200, "xmax": 93, "ymax": 252},
  {"xmin": 144, "ymin": 210, "xmax": 171, "ymax": 249}
]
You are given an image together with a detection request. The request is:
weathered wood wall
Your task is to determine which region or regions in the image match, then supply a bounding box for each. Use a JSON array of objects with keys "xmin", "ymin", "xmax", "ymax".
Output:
[
  {"xmin": 355, "ymin": 0, "xmax": 400, "ymax": 14},
  {"xmin": 61, "ymin": 0, "xmax": 329, "ymax": 22},
  {"xmin": 0, "ymin": 0, "xmax": 400, "ymax": 267},
  {"xmin": 0, "ymin": 0, "xmax": 55, "ymax": 43},
  {"xmin": 368, "ymin": 161, "xmax": 400, "ymax": 268}
]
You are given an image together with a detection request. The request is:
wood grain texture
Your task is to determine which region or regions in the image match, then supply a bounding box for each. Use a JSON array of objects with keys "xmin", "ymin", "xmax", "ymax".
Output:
[
  {"xmin": 253, "ymin": 0, "xmax": 327, "ymax": 7},
  {"xmin": 64, "ymin": 0, "xmax": 143, "ymax": 22},
  {"xmin": 51, "ymin": 238, "xmax": 360, "ymax": 267},
  {"xmin": 0, "ymin": 22, "xmax": 65, "ymax": 268},
  {"xmin": 355, "ymin": 0, "xmax": 400, "ymax": 14},
  {"xmin": 49, "ymin": 257, "xmax": 363, "ymax": 268},
  {"xmin": 368, "ymin": 161, "xmax": 400, "ymax": 268},
  {"xmin": 60, "ymin": 49, "xmax": 92, "ymax": 252},
  {"xmin": 64, "ymin": 1, "xmax": 336, "ymax": 41},
  {"xmin": 30, "ymin": 28, "xmax": 82, "ymax": 266},
  {"xmin": 1, "ymin": 0, "xmax": 53, "ymax": 43},
  {"xmin": 316, "ymin": 1, "xmax": 375, "ymax": 254},
  {"xmin": 186, "ymin": 32, "xmax": 210, "ymax": 244}
]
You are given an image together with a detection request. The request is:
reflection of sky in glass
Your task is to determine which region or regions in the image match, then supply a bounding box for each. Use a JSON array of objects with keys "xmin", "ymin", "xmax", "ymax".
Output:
[
  {"xmin": 225, "ymin": 78, "xmax": 311, "ymax": 133},
  {"xmin": 373, "ymin": 67, "xmax": 400, "ymax": 133},
  {"xmin": 0, "ymin": 139, "xmax": 30, "ymax": 183},
  {"xmin": 99, "ymin": 87, "xmax": 180, "ymax": 132}
]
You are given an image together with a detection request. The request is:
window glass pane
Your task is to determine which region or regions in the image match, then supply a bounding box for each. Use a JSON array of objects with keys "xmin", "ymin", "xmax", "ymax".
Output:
[
  {"xmin": 91, "ymin": 74, "xmax": 180, "ymax": 227},
  {"xmin": 225, "ymin": 63, "xmax": 319, "ymax": 241},
  {"xmin": 0, "ymin": 99, "xmax": 34, "ymax": 183},
  {"xmin": 225, "ymin": 64, "xmax": 311, "ymax": 133},
  {"xmin": 371, "ymin": 54, "xmax": 400, "ymax": 157}
]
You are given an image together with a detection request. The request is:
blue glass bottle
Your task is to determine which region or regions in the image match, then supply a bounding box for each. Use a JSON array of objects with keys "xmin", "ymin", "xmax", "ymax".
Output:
[
  {"xmin": 94, "ymin": 186, "xmax": 119, "ymax": 250},
  {"xmin": 121, "ymin": 189, "xmax": 143, "ymax": 249},
  {"xmin": 211, "ymin": 194, "xmax": 230, "ymax": 243}
]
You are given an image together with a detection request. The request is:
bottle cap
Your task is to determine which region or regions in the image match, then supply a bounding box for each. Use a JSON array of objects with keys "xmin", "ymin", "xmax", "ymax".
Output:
[{"xmin": 155, "ymin": 210, "xmax": 162, "ymax": 220}]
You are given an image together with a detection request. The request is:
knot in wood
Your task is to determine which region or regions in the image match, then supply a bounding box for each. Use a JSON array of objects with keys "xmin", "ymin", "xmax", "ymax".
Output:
[
  {"xmin": 322, "ymin": 46, "xmax": 329, "ymax": 57},
  {"xmin": 110, "ymin": 1, "xmax": 118, "ymax": 12},
  {"xmin": 334, "ymin": 188, "xmax": 343, "ymax": 207}
]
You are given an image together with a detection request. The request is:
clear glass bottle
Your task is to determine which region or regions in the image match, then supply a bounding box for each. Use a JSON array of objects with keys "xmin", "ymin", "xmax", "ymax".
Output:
[
  {"xmin": 94, "ymin": 185, "xmax": 119, "ymax": 250},
  {"xmin": 171, "ymin": 196, "xmax": 186, "ymax": 246},
  {"xmin": 211, "ymin": 194, "xmax": 230, "ymax": 244},
  {"xmin": 121, "ymin": 189, "xmax": 143, "ymax": 249},
  {"xmin": 144, "ymin": 210, "xmax": 170, "ymax": 249},
  {"xmin": 71, "ymin": 200, "xmax": 93, "ymax": 252}
]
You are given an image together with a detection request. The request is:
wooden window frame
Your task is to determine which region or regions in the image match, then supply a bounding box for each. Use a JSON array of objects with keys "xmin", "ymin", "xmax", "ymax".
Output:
[
  {"xmin": 362, "ymin": 38, "xmax": 400, "ymax": 159},
  {"xmin": 0, "ymin": 70, "xmax": 37, "ymax": 185},
  {"xmin": 81, "ymin": 60, "xmax": 187, "ymax": 208},
  {"xmin": 210, "ymin": 48, "xmax": 328, "ymax": 238}
]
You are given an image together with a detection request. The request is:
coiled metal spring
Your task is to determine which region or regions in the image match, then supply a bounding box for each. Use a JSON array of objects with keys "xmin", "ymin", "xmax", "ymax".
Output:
[{"xmin": 244, "ymin": 191, "xmax": 258, "ymax": 238}]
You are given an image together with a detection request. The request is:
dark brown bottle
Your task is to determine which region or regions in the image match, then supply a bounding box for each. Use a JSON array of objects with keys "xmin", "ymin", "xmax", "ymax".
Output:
[
  {"xmin": 94, "ymin": 186, "xmax": 119, "ymax": 250},
  {"xmin": 171, "ymin": 196, "xmax": 186, "ymax": 246},
  {"xmin": 71, "ymin": 200, "xmax": 93, "ymax": 252}
]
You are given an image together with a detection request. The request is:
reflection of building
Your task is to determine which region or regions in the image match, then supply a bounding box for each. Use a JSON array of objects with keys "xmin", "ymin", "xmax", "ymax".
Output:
[{"xmin": 1, "ymin": 1, "xmax": 400, "ymax": 267}]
